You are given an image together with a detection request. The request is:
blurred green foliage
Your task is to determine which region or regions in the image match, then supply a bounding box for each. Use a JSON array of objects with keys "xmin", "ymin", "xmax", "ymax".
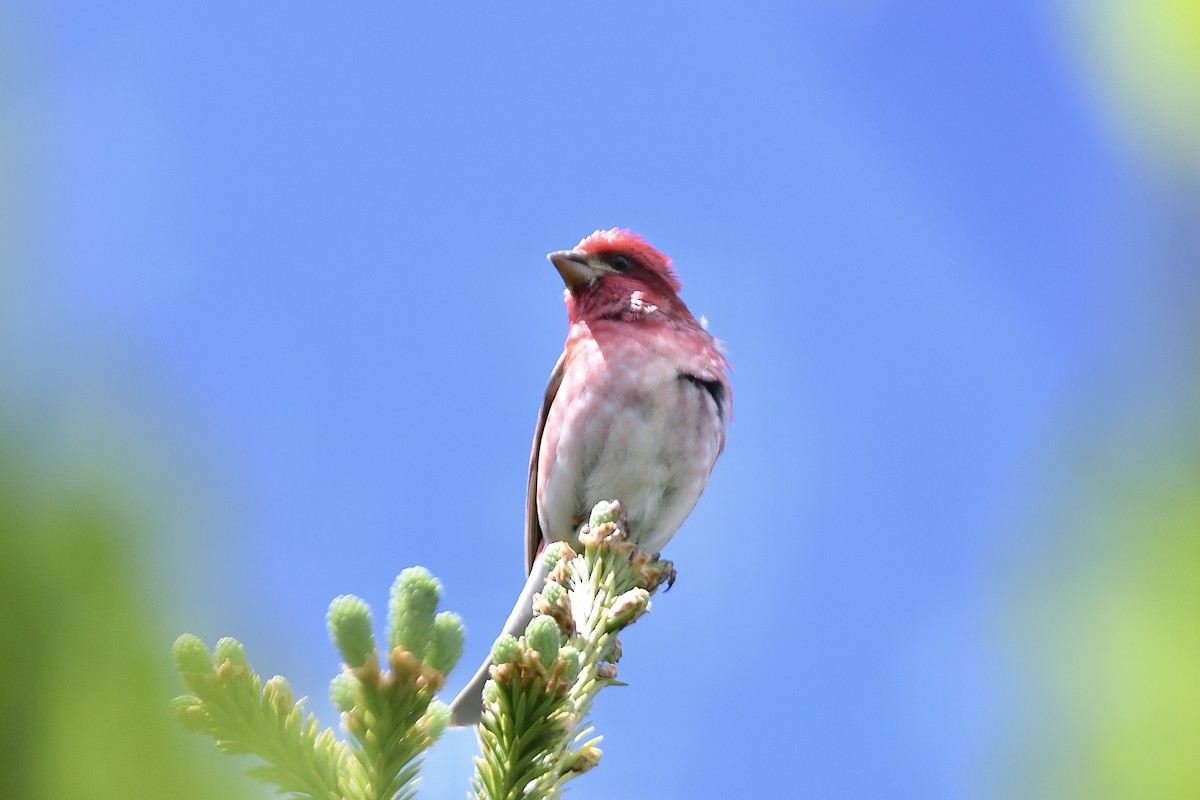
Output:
[
  {"xmin": 2, "ymin": 25, "xmax": 251, "ymax": 798},
  {"xmin": 1009, "ymin": 439, "xmax": 1200, "ymax": 799},
  {"xmin": 1010, "ymin": 4, "xmax": 1200, "ymax": 795},
  {"xmin": 0, "ymin": 447, "xmax": 255, "ymax": 800},
  {"xmin": 1070, "ymin": 0, "xmax": 1200, "ymax": 172}
]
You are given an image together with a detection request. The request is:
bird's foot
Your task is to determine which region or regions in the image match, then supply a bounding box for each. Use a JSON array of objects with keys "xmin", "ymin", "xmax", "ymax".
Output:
[
  {"xmin": 661, "ymin": 559, "xmax": 677, "ymax": 591},
  {"xmin": 637, "ymin": 555, "xmax": 675, "ymax": 591}
]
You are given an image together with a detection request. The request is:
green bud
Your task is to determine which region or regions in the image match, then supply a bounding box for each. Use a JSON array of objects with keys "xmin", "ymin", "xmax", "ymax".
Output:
[
  {"xmin": 588, "ymin": 500, "xmax": 622, "ymax": 528},
  {"xmin": 172, "ymin": 634, "xmax": 213, "ymax": 677},
  {"xmin": 570, "ymin": 743, "xmax": 602, "ymax": 774},
  {"xmin": 389, "ymin": 567, "xmax": 440, "ymax": 658},
  {"xmin": 542, "ymin": 542, "xmax": 572, "ymax": 571},
  {"xmin": 422, "ymin": 700, "xmax": 451, "ymax": 741},
  {"xmin": 263, "ymin": 675, "xmax": 294, "ymax": 714},
  {"xmin": 327, "ymin": 594, "xmax": 375, "ymax": 668},
  {"xmin": 557, "ymin": 645, "xmax": 582, "ymax": 682},
  {"xmin": 607, "ymin": 588, "xmax": 650, "ymax": 629},
  {"xmin": 329, "ymin": 673, "xmax": 360, "ymax": 712},
  {"xmin": 425, "ymin": 611, "xmax": 465, "ymax": 675},
  {"xmin": 213, "ymin": 637, "xmax": 247, "ymax": 668},
  {"xmin": 525, "ymin": 615, "xmax": 562, "ymax": 667},
  {"xmin": 491, "ymin": 634, "xmax": 520, "ymax": 665},
  {"xmin": 482, "ymin": 679, "xmax": 500, "ymax": 705},
  {"xmin": 541, "ymin": 582, "xmax": 565, "ymax": 606},
  {"xmin": 170, "ymin": 694, "xmax": 208, "ymax": 733}
]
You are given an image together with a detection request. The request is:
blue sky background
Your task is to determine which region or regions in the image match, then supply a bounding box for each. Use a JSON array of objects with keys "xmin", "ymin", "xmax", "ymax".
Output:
[{"xmin": 3, "ymin": 2, "xmax": 1198, "ymax": 798}]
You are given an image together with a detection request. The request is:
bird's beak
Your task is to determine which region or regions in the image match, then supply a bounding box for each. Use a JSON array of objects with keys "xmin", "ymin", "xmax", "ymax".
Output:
[{"xmin": 548, "ymin": 250, "xmax": 597, "ymax": 291}]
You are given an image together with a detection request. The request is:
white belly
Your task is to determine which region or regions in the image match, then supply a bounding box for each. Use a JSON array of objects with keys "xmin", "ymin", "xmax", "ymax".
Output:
[{"xmin": 537, "ymin": 340, "xmax": 724, "ymax": 555}]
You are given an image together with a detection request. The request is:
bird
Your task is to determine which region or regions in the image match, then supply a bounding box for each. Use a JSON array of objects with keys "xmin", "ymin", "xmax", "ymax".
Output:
[{"xmin": 448, "ymin": 228, "xmax": 731, "ymax": 727}]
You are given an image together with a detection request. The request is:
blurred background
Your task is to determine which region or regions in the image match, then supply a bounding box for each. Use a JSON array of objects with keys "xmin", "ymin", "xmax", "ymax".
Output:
[{"xmin": 2, "ymin": 2, "xmax": 1197, "ymax": 798}]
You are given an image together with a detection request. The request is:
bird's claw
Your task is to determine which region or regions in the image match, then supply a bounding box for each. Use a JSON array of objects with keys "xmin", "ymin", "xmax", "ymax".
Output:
[{"xmin": 652, "ymin": 556, "xmax": 677, "ymax": 591}]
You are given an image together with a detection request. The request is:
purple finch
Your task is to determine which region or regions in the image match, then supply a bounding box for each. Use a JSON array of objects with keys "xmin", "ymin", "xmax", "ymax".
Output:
[{"xmin": 448, "ymin": 229, "xmax": 731, "ymax": 726}]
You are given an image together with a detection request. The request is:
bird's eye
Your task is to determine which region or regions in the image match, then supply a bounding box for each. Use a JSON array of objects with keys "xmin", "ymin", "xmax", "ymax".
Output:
[{"xmin": 610, "ymin": 254, "xmax": 631, "ymax": 272}]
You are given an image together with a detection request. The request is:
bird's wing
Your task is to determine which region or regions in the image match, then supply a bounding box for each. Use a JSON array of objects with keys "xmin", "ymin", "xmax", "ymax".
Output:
[{"xmin": 525, "ymin": 349, "xmax": 567, "ymax": 574}]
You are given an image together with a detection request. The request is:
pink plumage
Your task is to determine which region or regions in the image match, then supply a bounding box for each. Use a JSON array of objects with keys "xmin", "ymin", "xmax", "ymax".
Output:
[{"xmin": 574, "ymin": 228, "xmax": 683, "ymax": 292}]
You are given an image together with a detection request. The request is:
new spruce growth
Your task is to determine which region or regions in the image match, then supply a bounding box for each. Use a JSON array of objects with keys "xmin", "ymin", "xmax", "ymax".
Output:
[
  {"xmin": 172, "ymin": 500, "xmax": 674, "ymax": 798},
  {"xmin": 471, "ymin": 500, "xmax": 676, "ymax": 800},
  {"xmin": 172, "ymin": 570, "xmax": 462, "ymax": 800}
]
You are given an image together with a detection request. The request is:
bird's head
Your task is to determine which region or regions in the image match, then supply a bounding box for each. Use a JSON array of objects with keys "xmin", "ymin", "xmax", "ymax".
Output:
[{"xmin": 548, "ymin": 229, "xmax": 688, "ymax": 324}]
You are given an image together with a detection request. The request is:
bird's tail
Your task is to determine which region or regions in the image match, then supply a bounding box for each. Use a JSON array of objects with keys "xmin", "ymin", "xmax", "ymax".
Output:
[{"xmin": 447, "ymin": 556, "xmax": 552, "ymax": 728}]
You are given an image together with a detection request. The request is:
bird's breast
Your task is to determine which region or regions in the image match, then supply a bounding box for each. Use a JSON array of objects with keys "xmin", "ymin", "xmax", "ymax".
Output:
[{"xmin": 536, "ymin": 330, "xmax": 726, "ymax": 554}]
